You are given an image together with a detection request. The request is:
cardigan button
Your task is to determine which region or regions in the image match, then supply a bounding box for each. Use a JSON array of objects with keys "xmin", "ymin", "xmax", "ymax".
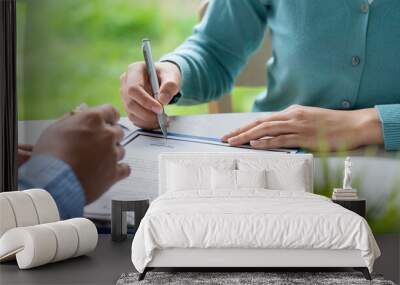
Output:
[
  {"xmin": 342, "ymin": 100, "xmax": 351, "ymax": 109},
  {"xmin": 360, "ymin": 3, "xmax": 369, "ymax": 13},
  {"xmin": 352, "ymin": 56, "xmax": 361, "ymax": 66}
]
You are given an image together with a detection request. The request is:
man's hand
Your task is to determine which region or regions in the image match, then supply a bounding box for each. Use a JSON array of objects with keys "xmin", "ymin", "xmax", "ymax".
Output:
[
  {"xmin": 32, "ymin": 105, "xmax": 130, "ymax": 203},
  {"xmin": 17, "ymin": 144, "xmax": 33, "ymax": 167},
  {"xmin": 120, "ymin": 61, "xmax": 181, "ymax": 129},
  {"xmin": 222, "ymin": 105, "xmax": 383, "ymax": 151}
]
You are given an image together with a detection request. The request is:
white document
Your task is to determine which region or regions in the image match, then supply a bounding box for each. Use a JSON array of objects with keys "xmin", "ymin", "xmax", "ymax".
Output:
[
  {"xmin": 118, "ymin": 112, "xmax": 269, "ymax": 140},
  {"xmin": 84, "ymin": 130, "xmax": 291, "ymax": 219}
]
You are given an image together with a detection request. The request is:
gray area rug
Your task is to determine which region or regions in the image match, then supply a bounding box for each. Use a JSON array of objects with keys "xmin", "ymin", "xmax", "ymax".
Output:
[{"xmin": 117, "ymin": 272, "xmax": 396, "ymax": 285}]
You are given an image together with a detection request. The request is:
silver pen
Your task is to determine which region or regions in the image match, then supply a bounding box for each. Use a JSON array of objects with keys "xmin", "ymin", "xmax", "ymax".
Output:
[{"xmin": 142, "ymin": 39, "xmax": 168, "ymax": 139}]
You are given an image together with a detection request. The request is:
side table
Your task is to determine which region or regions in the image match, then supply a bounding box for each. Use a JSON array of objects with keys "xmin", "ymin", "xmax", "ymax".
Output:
[
  {"xmin": 332, "ymin": 199, "xmax": 366, "ymax": 218},
  {"xmin": 111, "ymin": 198, "xmax": 150, "ymax": 241}
]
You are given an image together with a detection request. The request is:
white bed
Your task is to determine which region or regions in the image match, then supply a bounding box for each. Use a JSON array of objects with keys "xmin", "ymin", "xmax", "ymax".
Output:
[{"xmin": 131, "ymin": 153, "xmax": 380, "ymax": 280}]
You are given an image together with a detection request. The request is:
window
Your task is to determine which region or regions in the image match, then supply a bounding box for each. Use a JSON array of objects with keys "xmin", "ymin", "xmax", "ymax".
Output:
[{"xmin": 16, "ymin": 0, "xmax": 204, "ymax": 120}]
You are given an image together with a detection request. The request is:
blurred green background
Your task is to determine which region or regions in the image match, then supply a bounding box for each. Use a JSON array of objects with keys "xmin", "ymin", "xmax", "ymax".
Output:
[
  {"xmin": 16, "ymin": 0, "xmax": 263, "ymax": 120},
  {"xmin": 16, "ymin": 0, "xmax": 399, "ymax": 234}
]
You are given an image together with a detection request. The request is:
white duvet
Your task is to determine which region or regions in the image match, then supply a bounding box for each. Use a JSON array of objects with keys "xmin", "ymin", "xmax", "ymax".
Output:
[{"xmin": 131, "ymin": 190, "xmax": 380, "ymax": 273}]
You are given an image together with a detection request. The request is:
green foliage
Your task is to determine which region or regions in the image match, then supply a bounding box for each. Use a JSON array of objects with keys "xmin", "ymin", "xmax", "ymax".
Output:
[
  {"xmin": 369, "ymin": 187, "xmax": 400, "ymax": 234},
  {"xmin": 367, "ymin": 154, "xmax": 400, "ymax": 234},
  {"xmin": 16, "ymin": 0, "xmax": 264, "ymax": 120},
  {"xmin": 315, "ymin": 150, "xmax": 400, "ymax": 234},
  {"xmin": 17, "ymin": 0, "xmax": 200, "ymax": 120}
]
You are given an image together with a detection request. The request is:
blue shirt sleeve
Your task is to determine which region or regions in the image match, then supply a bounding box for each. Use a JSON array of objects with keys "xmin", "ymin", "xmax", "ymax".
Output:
[
  {"xmin": 18, "ymin": 154, "xmax": 86, "ymax": 219},
  {"xmin": 161, "ymin": 0, "xmax": 268, "ymax": 105}
]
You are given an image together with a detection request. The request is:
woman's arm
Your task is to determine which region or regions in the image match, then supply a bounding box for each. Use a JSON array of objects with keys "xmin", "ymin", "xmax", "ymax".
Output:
[
  {"xmin": 161, "ymin": 0, "xmax": 268, "ymax": 105},
  {"xmin": 120, "ymin": 0, "xmax": 269, "ymax": 129},
  {"xmin": 222, "ymin": 105, "xmax": 388, "ymax": 151}
]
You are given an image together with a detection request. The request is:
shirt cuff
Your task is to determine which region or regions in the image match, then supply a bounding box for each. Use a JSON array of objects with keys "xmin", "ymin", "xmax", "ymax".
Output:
[
  {"xmin": 18, "ymin": 154, "xmax": 86, "ymax": 219},
  {"xmin": 375, "ymin": 104, "xmax": 400, "ymax": 151}
]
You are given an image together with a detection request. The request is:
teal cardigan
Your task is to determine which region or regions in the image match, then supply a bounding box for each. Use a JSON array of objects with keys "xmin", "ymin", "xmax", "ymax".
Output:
[{"xmin": 162, "ymin": 0, "xmax": 400, "ymax": 150}]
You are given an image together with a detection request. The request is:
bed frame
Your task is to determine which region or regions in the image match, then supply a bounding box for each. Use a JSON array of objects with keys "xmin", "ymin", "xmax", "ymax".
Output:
[
  {"xmin": 137, "ymin": 153, "xmax": 372, "ymax": 281},
  {"xmin": 139, "ymin": 248, "xmax": 371, "ymax": 280}
]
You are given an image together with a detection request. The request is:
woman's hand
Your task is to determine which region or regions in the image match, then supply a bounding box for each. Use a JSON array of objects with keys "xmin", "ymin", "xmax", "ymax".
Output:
[
  {"xmin": 120, "ymin": 61, "xmax": 181, "ymax": 129},
  {"xmin": 222, "ymin": 105, "xmax": 383, "ymax": 151}
]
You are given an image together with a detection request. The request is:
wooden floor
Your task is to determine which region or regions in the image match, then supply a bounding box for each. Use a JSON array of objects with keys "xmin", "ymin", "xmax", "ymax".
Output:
[
  {"xmin": 374, "ymin": 234, "xmax": 400, "ymax": 284},
  {"xmin": 0, "ymin": 234, "xmax": 398, "ymax": 284}
]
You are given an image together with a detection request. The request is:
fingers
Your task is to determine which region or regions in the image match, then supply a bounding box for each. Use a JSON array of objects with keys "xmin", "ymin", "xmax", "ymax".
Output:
[
  {"xmin": 115, "ymin": 163, "xmax": 131, "ymax": 181},
  {"xmin": 17, "ymin": 149, "xmax": 32, "ymax": 167},
  {"xmin": 125, "ymin": 63, "xmax": 146, "ymax": 88},
  {"xmin": 120, "ymin": 77, "xmax": 159, "ymax": 128},
  {"xmin": 124, "ymin": 62, "xmax": 163, "ymax": 114},
  {"xmin": 125, "ymin": 98, "xmax": 158, "ymax": 124},
  {"xmin": 120, "ymin": 72, "xmax": 126, "ymax": 84},
  {"xmin": 91, "ymin": 104, "xmax": 120, "ymax": 125},
  {"xmin": 158, "ymin": 81, "xmax": 178, "ymax": 105},
  {"xmin": 127, "ymin": 113, "xmax": 159, "ymax": 130},
  {"xmin": 113, "ymin": 145, "xmax": 129, "ymax": 181},
  {"xmin": 115, "ymin": 145, "xmax": 126, "ymax": 161},
  {"xmin": 222, "ymin": 120, "xmax": 261, "ymax": 142},
  {"xmin": 222, "ymin": 112, "xmax": 290, "ymax": 142},
  {"xmin": 121, "ymin": 62, "xmax": 180, "ymax": 130},
  {"xmin": 17, "ymin": 144, "xmax": 33, "ymax": 166},
  {"xmin": 157, "ymin": 62, "xmax": 181, "ymax": 105},
  {"xmin": 18, "ymin": 144, "xmax": 34, "ymax": 152},
  {"xmin": 250, "ymin": 134, "xmax": 300, "ymax": 149},
  {"xmin": 128, "ymin": 85, "xmax": 163, "ymax": 114},
  {"xmin": 18, "ymin": 149, "xmax": 31, "ymax": 159},
  {"xmin": 107, "ymin": 125, "xmax": 125, "ymax": 143},
  {"xmin": 158, "ymin": 75, "xmax": 180, "ymax": 106},
  {"xmin": 107, "ymin": 125, "xmax": 129, "ymax": 182},
  {"xmin": 227, "ymin": 121, "xmax": 295, "ymax": 146}
]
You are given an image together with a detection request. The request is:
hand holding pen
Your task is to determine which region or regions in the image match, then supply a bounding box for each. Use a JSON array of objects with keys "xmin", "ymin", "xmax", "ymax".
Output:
[
  {"xmin": 141, "ymin": 39, "xmax": 168, "ymax": 138},
  {"xmin": 119, "ymin": 43, "xmax": 181, "ymax": 131}
]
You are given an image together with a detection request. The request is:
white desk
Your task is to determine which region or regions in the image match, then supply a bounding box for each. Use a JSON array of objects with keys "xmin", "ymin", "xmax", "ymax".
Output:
[{"xmin": 18, "ymin": 113, "xmax": 400, "ymax": 218}]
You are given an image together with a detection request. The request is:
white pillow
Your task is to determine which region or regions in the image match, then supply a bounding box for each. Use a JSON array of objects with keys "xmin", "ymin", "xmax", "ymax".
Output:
[
  {"xmin": 236, "ymin": 169, "xmax": 267, "ymax": 189},
  {"xmin": 167, "ymin": 163, "xmax": 209, "ymax": 191},
  {"xmin": 238, "ymin": 158, "xmax": 310, "ymax": 192},
  {"xmin": 166, "ymin": 159, "xmax": 235, "ymax": 192},
  {"xmin": 211, "ymin": 168, "xmax": 236, "ymax": 190},
  {"xmin": 211, "ymin": 168, "xmax": 267, "ymax": 190}
]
